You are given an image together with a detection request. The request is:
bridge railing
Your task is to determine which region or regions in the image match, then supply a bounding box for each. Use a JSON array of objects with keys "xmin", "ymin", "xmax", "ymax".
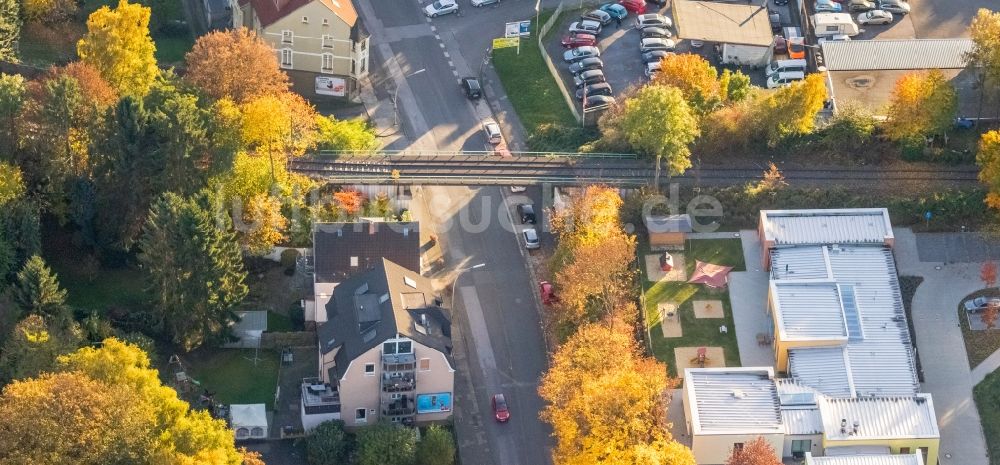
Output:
[{"xmin": 313, "ymin": 150, "xmax": 638, "ymax": 159}]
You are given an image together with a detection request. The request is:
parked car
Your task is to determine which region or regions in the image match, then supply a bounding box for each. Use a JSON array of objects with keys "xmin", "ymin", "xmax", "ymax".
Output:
[
  {"xmin": 619, "ymin": 0, "xmax": 646, "ymax": 14},
  {"xmin": 642, "ymin": 50, "xmax": 673, "ymax": 64},
  {"xmin": 966, "ymin": 297, "xmax": 1000, "ymax": 313},
  {"xmin": 575, "ymin": 82, "xmax": 612, "ymax": 100},
  {"xmin": 635, "ymin": 13, "xmax": 671, "ymax": 30},
  {"xmin": 582, "ymin": 9, "xmax": 613, "ymax": 25},
  {"xmin": 522, "ymin": 228, "xmax": 541, "ymax": 250},
  {"xmin": 641, "ymin": 27, "xmax": 672, "ymax": 39},
  {"xmin": 424, "ymin": 0, "xmax": 458, "ymax": 17},
  {"xmin": 640, "ymin": 38, "xmax": 676, "ymax": 53},
  {"xmin": 765, "ymin": 70, "xmax": 804, "ymax": 89},
  {"xmin": 482, "ymin": 120, "xmax": 502, "ymax": 144},
  {"xmin": 573, "ymin": 69, "xmax": 607, "ymax": 88},
  {"xmin": 773, "ymin": 35, "xmax": 787, "ymax": 54},
  {"xmin": 517, "ymin": 203, "xmax": 536, "ymax": 224},
  {"xmin": 510, "ymin": 186, "xmax": 527, "ymax": 193},
  {"xmin": 817, "ymin": 33, "xmax": 852, "ymax": 43},
  {"xmin": 461, "ymin": 77, "xmax": 482, "ymax": 99},
  {"xmin": 787, "ymin": 36, "xmax": 806, "ymax": 59},
  {"xmin": 815, "ymin": 0, "xmax": 843, "ymax": 13},
  {"xmin": 773, "ymin": 0, "xmax": 789, "ymax": 5},
  {"xmin": 561, "ymin": 32, "xmax": 597, "ymax": 48},
  {"xmin": 569, "ymin": 56, "xmax": 604, "ymax": 74},
  {"xmin": 492, "ymin": 394, "xmax": 510, "ymax": 422},
  {"xmin": 647, "ymin": 0, "xmax": 667, "ymax": 5},
  {"xmin": 878, "ymin": 0, "xmax": 909, "ymax": 14},
  {"xmin": 645, "ymin": 61, "xmax": 661, "ymax": 78},
  {"xmin": 846, "ymin": 0, "xmax": 876, "ymax": 12},
  {"xmin": 471, "ymin": 0, "xmax": 498, "ymax": 6},
  {"xmin": 856, "ymin": 9, "xmax": 892, "ymax": 24},
  {"xmin": 583, "ymin": 94, "xmax": 616, "ymax": 108},
  {"xmin": 563, "ymin": 45, "xmax": 600, "ymax": 62},
  {"xmin": 599, "ymin": 2, "xmax": 628, "ymax": 19},
  {"xmin": 569, "ymin": 20, "xmax": 602, "ymax": 35}
]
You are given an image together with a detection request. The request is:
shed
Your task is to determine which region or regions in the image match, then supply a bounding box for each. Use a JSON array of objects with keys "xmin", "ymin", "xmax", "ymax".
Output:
[
  {"xmin": 644, "ymin": 214, "xmax": 692, "ymax": 248},
  {"xmin": 672, "ymin": 0, "xmax": 774, "ymax": 66},
  {"xmin": 230, "ymin": 403, "xmax": 268, "ymax": 440},
  {"xmin": 223, "ymin": 311, "xmax": 268, "ymax": 349}
]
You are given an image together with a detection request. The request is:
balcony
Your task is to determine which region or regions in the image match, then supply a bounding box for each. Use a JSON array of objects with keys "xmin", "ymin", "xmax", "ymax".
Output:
[
  {"xmin": 382, "ymin": 374, "xmax": 416, "ymax": 392},
  {"xmin": 382, "ymin": 398, "xmax": 415, "ymax": 417},
  {"xmin": 382, "ymin": 353, "xmax": 416, "ymax": 372},
  {"xmin": 302, "ymin": 377, "xmax": 341, "ymax": 415}
]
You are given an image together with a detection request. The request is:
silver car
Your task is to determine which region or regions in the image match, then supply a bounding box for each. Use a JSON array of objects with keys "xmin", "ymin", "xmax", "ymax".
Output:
[
  {"xmin": 563, "ymin": 45, "xmax": 600, "ymax": 63},
  {"xmin": 635, "ymin": 13, "xmax": 672, "ymax": 30},
  {"xmin": 568, "ymin": 20, "xmax": 602, "ymax": 35},
  {"xmin": 857, "ymin": 9, "xmax": 892, "ymax": 25},
  {"xmin": 878, "ymin": 0, "xmax": 910, "ymax": 14},
  {"xmin": 573, "ymin": 69, "xmax": 606, "ymax": 88},
  {"xmin": 965, "ymin": 297, "xmax": 1000, "ymax": 313},
  {"xmin": 640, "ymin": 38, "xmax": 676, "ymax": 53},
  {"xmin": 569, "ymin": 56, "xmax": 603, "ymax": 74},
  {"xmin": 523, "ymin": 228, "xmax": 540, "ymax": 250}
]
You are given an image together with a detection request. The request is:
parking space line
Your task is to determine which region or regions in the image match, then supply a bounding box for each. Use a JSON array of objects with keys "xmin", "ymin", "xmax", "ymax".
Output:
[
  {"xmin": 440, "ymin": 43, "xmax": 445, "ymax": 48},
  {"xmin": 435, "ymin": 34, "xmax": 442, "ymax": 40},
  {"xmin": 430, "ymin": 25, "xmax": 437, "ymax": 32}
]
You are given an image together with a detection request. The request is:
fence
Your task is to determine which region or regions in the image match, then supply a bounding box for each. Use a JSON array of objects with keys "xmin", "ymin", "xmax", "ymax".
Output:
[{"xmin": 536, "ymin": 3, "xmax": 582, "ymax": 123}]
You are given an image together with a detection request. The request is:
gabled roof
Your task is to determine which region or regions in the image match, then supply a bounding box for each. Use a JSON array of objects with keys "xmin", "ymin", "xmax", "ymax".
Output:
[
  {"xmin": 317, "ymin": 259, "xmax": 452, "ymax": 380},
  {"xmin": 248, "ymin": 0, "xmax": 358, "ymax": 28},
  {"xmin": 313, "ymin": 222, "xmax": 420, "ymax": 284},
  {"xmin": 685, "ymin": 368, "xmax": 783, "ymax": 435},
  {"xmin": 229, "ymin": 404, "xmax": 268, "ymax": 428}
]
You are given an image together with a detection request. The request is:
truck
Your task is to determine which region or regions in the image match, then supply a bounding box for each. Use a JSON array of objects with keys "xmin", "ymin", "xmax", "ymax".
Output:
[
  {"xmin": 719, "ymin": 43, "xmax": 771, "ymax": 67},
  {"xmin": 812, "ymin": 13, "xmax": 860, "ymax": 37}
]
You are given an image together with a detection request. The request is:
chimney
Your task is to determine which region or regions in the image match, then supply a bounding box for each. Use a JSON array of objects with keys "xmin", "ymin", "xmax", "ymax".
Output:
[
  {"xmin": 369, "ymin": 222, "xmax": 376, "ymax": 235},
  {"xmin": 840, "ymin": 419, "xmax": 847, "ymax": 434},
  {"xmin": 852, "ymin": 420, "xmax": 860, "ymax": 435}
]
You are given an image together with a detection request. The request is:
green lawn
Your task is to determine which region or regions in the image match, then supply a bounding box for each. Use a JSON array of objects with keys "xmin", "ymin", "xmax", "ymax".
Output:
[
  {"xmin": 42, "ymin": 229, "xmax": 147, "ymax": 314},
  {"xmin": 642, "ymin": 238, "xmax": 746, "ymax": 377},
  {"xmin": 975, "ymin": 370, "xmax": 1000, "ymax": 465},
  {"xmin": 958, "ymin": 288, "xmax": 1000, "ymax": 368},
  {"xmin": 187, "ymin": 349, "xmax": 280, "ymax": 406},
  {"xmin": 153, "ymin": 35, "xmax": 195, "ymax": 64},
  {"xmin": 267, "ymin": 311, "xmax": 294, "ymax": 333}
]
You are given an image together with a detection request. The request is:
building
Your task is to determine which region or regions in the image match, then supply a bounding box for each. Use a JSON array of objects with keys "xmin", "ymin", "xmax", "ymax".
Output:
[
  {"xmin": 306, "ymin": 221, "xmax": 420, "ymax": 324},
  {"xmin": 222, "ymin": 310, "xmax": 268, "ymax": 348},
  {"xmin": 645, "ymin": 213, "xmax": 693, "ymax": 248},
  {"xmin": 236, "ymin": 0, "xmax": 370, "ymax": 100},
  {"xmin": 205, "ymin": 0, "xmax": 237, "ymax": 29},
  {"xmin": 302, "ymin": 258, "xmax": 454, "ymax": 430},
  {"xmin": 805, "ymin": 452, "xmax": 925, "ymax": 465},
  {"xmin": 818, "ymin": 39, "xmax": 979, "ymax": 117},
  {"xmin": 672, "ymin": 0, "xmax": 774, "ymax": 67}
]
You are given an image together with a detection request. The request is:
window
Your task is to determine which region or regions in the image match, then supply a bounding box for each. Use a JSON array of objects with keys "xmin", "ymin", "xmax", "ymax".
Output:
[
  {"xmin": 825, "ymin": 25, "xmax": 839, "ymax": 32},
  {"xmin": 322, "ymin": 18, "xmax": 329, "ymax": 26},
  {"xmin": 790, "ymin": 440, "xmax": 811, "ymax": 454},
  {"xmin": 280, "ymin": 49, "xmax": 292, "ymax": 68},
  {"xmin": 281, "ymin": 29, "xmax": 293, "ymax": 43},
  {"xmin": 364, "ymin": 363, "xmax": 375, "ymax": 375},
  {"xmin": 301, "ymin": 16, "xmax": 309, "ymax": 23},
  {"xmin": 899, "ymin": 448, "xmax": 911, "ymax": 454},
  {"xmin": 383, "ymin": 340, "xmax": 412, "ymax": 355},
  {"xmin": 322, "ymin": 35, "xmax": 333, "ymax": 48},
  {"xmin": 419, "ymin": 358, "xmax": 430, "ymax": 371},
  {"xmin": 919, "ymin": 447, "xmax": 929, "ymax": 462},
  {"xmin": 322, "ymin": 53, "xmax": 334, "ymax": 72},
  {"xmin": 397, "ymin": 341, "xmax": 412, "ymax": 354},
  {"xmin": 355, "ymin": 408, "xmax": 367, "ymax": 422},
  {"xmin": 360, "ymin": 58, "xmax": 366, "ymax": 74},
  {"xmin": 383, "ymin": 342, "xmax": 396, "ymax": 355}
]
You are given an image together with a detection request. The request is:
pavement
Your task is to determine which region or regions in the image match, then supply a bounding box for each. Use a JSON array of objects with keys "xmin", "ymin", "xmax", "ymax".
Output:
[{"xmin": 728, "ymin": 229, "xmax": 774, "ymax": 368}]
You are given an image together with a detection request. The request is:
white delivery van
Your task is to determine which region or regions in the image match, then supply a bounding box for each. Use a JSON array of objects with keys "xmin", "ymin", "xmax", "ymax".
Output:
[
  {"xmin": 812, "ymin": 13, "xmax": 860, "ymax": 37},
  {"xmin": 766, "ymin": 71, "xmax": 805, "ymax": 89},
  {"xmin": 765, "ymin": 59, "xmax": 807, "ymax": 77}
]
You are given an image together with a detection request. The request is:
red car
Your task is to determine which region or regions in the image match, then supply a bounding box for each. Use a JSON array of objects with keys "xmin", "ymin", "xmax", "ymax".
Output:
[
  {"xmin": 492, "ymin": 394, "xmax": 510, "ymax": 422},
  {"xmin": 619, "ymin": 0, "xmax": 646, "ymax": 14},
  {"xmin": 773, "ymin": 35, "xmax": 787, "ymax": 54},
  {"xmin": 561, "ymin": 33, "xmax": 597, "ymax": 48}
]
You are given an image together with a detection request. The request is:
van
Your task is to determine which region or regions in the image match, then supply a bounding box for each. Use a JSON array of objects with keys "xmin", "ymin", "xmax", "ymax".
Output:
[
  {"xmin": 765, "ymin": 59, "xmax": 807, "ymax": 77},
  {"xmin": 766, "ymin": 71, "xmax": 805, "ymax": 89},
  {"xmin": 812, "ymin": 13, "xmax": 860, "ymax": 37}
]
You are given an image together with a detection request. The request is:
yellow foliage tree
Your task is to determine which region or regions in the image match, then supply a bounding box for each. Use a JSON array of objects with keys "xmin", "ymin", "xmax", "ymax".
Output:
[
  {"xmin": 185, "ymin": 28, "xmax": 291, "ymax": 103},
  {"xmin": 76, "ymin": 0, "xmax": 158, "ymax": 98},
  {"xmin": 550, "ymin": 185, "xmax": 625, "ymax": 249},
  {"xmin": 752, "ymin": 73, "xmax": 827, "ymax": 146},
  {"xmin": 0, "ymin": 161, "xmax": 24, "ymax": 205},
  {"xmin": 554, "ymin": 230, "xmax": 636, "ymax": 327},
  {"xmin": 241, "ymin": 193, "xmax": 289, "ymax": 255},
  {"xmin": 977, "ymin": 130, "xmax": 1000, "ymax": 210},
  {"xmin": 241, "ymin": 92, "xmax": 318, "ymax": 157},
  {"xmin": 885, "ymin": 69, "xmax": 958, "ymax": 145},
  {"xmin": 653, "ymin": 53, "xmax": 721, "ymax": 113}
]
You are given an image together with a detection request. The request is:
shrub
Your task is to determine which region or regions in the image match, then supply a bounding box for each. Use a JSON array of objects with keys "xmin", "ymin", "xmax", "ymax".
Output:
[
  {"xmin": 306, "ymin": 420, "xmax": 350, "ymax": 465},
  {"xmin": 526, "ymin": 123, "xmax": 599, "ymax": 153}
]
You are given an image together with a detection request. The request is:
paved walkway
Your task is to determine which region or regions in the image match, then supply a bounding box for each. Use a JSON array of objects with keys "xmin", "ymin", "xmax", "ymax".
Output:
[
  {"xmin": 687, "ymin": 231, "xmax": 745, "ymax": 240},
  {"xmin": 728, "ymin": 230, "xmax": 774, "ymax": 368},
  {"xmin": 893, "ymin": 228, "xmax": 990, "ymax": 465}
]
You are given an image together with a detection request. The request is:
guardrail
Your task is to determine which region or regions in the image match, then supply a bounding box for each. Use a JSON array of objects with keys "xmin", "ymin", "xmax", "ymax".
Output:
[
  {"xmin": 313, "ymin": 150, "xmax": 638, "ymax": 159},
  {"xmin": 294, "ymin": 173, "xmax": 652, "ymax": 186}
]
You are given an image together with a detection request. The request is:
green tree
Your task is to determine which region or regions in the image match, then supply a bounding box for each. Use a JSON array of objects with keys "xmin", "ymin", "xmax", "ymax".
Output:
[
  {"xmin": 719, "ymin": 68, "xmax": 752, "ymax": 103},
  {"xmin": 753, "ymin": 73, "xmax": 827, "ymax": 146},
  {"xmin": 11, "ymin": 255, "xmax": 70, "ymax": 323},
  {"xmin": 0, "ymin": 0, "xmax": 19, "ymax": 62},
  {"xmin": 967, "ymin": 9, "xmax": 1000, "ymax": 121},
  {"xmin": 0, "ymin": 314, "xmax": 82, "ymax": 384},
  {"xmin": 0, "ymin": 73, "xmax": 26, "ymax": 155},
  {"xmin": 306, "ymin": 420, "xmax": 350, "ymax": 465},
  {"xmin": 77, "ymin": 0, "xmax": 158, "ymax": 98},
  {"xmin": 145, "ymin": 74, "xmax": 214, "ymax": 195},
  {"xmin": 315, "ymin": 115, "xmax": 379, "ymax": 152},
  {"xmin": 0, "ymin": 161, "xmax": 24, "ymax": 205},
  {"xmin": 0, "ymin": 199, "xmax": 40, "ymax": 277},
  {"xmin": 619, "ymin": 85, "xmax": 699, "ymax": 188},
  {"xmin": 138, "ymin": 191, "xmax": 248, "ymax": 351},
  {"xmin": 356, "ymin": 422, "xmax": 417, "ymax": 465},
  {"xmin": 416, "ymin": 425, "xmax": 456, "ymax": 465},
  {"xmin": 820, "ymin": 104, "xmax": 877, "ymax": 152},
  {"xmin": 885, "ymin": 70, "xmax": 957, "ymax": 146}
]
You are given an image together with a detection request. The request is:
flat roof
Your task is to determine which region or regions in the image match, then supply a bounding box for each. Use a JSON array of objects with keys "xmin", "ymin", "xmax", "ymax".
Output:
[
  {"xmin": 819, "ymin": 395, "xmax": 939, "ymax": 441},
  {"xmin": 828, "ymin": 68, "xmax": 981, "ymax": 119},
  {"xmin": 772, "ymin": 282, "xmax": 848, "ymax": 340},
  {"xmin": 807, "ymin": 452, "xmax": 924, "ymax": 465},
  {"xmin": 685, "ymin": 368, "xmax": 783, "ymax": 435},
  {"xmin": 820, "ymin": 39, "xmax": 974, "ymax": 71},
  {"xmin": 777, "ymin": 380, "xmax": 824, "ymax": 435},
  {"xmin": 760, "ymin": 209, "xmax": 893, "ymax": 247},
  {"xmin": 672, "ymin": 0, "xmax": 774, "ymax": 47}
]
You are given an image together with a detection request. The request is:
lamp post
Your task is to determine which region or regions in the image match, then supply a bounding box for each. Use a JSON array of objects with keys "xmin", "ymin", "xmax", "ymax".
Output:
[
  {"xmin": 450, "ymin": 263, "xmax": 486, "ymax": 309},
  {"xmin": 393, "ymin": 68, "xmax": 426, "ymax": 127}
]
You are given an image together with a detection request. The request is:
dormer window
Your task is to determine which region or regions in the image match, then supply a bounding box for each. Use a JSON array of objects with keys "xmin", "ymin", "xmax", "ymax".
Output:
[{"xmin": 404, "ymin": 276, "xmax": 417, "ymax": 289}]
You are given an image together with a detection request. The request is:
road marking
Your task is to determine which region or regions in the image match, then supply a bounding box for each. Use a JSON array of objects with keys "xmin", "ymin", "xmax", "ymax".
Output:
[
  {"xmin": 431, "ymin": 25, "xmax": 437, "ymax": 32},
  {"xmin": 435, "ymin": 34, "xmax": 442, "ymax": 40},
  {"xmin": 440, "ymin": 43, "xmax": 445, "ymax": 48},
  {"xmin": 443, "ymin": 51, "xmax": 450, "ymax": 59},
  {"xmin": 448, "ymin": 60, "xmax": 455, "ymax": 68}
]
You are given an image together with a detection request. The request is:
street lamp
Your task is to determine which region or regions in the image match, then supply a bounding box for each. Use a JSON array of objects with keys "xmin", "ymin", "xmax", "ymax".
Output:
[
  {"xmin": 393, "ymin": 68, "xmax": 426, "ymax": 127},
  {"xmin": 450, "ymin": 263, "xmax": 486, "ymax": 309}
]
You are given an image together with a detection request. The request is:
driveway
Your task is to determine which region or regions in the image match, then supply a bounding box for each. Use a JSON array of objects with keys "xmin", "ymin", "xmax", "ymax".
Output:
[{"xmin": 729, "ymin": 230, "xmax": 774, "ymax": 368}]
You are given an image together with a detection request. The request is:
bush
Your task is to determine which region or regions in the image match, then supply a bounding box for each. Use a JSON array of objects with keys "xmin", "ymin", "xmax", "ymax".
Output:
[
  {"xmin": 356, "ymin": 423, "xmax": 416, "ymax": 465},
  {"xmin": 306, "ymin": 420, "xmax": 350, "ymax": 465},
  {"xmin": 526, "ymin": 123, "xmax": 599, "ymax": 153},
  {"xmin": 280, "ymin": 248, "xmax": 299, "ymax": 274},
  {"xmin": 818, "ymin": 104, "xmax": 877, "ymax": 152},
  {"xmin": 416, "ymin": 425, "xmax": 456, "ymax": 465},
  {"xmin": 289, "ymin": 303, "xmax": 305, "ymax": 330}
]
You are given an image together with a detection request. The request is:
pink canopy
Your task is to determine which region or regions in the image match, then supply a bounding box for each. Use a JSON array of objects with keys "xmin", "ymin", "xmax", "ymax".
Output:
[{"xmin": 687, "ymin": 261, "xmax": 733, "ymax": 288}]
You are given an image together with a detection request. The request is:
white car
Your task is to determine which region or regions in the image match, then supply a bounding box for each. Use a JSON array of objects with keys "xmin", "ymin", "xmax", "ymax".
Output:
[
  {"xmin": 483, "ymin": 120, "xmax": 503, "ymax": 144},
  {"xmin": 510, "ymin": 186, "xmax": 527, "ymax": 193},
  {"xmin": 563, "ymin": 45, "xmax": 600, "ymax": 63},
  {"xmin": 424, "ymin": 0, "xmax": 458, "ymax": 17},
  {"xmin": 640, "ymin": 38, "xmax": 676, "ymax": 53},
  {"xmin": 471, "ymin": 0, "xmax": 498, "ymax": 6},
  {"xmin": 856, "ymin": 9, "xmax": 892, "ymax": 25},
  {"xmin": 568, "ymin": 20, "xmax": 602, "ymax": 35},
  {"xmin": 878, "ymin": 0, "xmax": 910, "ymax": 14},
  {"xmin": 522, "ymin": 228, "xmax": 541, "ymax": 250},
  {"xmin": 814, "ymin": 0, "xmax": 843, "ymax": 13},
  {"xmin": 635, "ymin": 13, "xmax": 672, "ymax": 30}
]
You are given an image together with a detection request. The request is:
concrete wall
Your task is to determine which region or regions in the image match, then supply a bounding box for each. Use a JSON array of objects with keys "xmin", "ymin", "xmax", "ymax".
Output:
[
  {"xmin": 301, "ymin": 406, "xmax": 341, "ymax": 431},
  {"xmin": 691, "ymin": 433, "xmax": 785, "ymax": 464},
  {"xmin": 823, "ymin": 437, "xmax": 940, "ymax": 465},
  {"xmin": 721, "ymin": 43, "xmax": 771, "ymax": 67}
]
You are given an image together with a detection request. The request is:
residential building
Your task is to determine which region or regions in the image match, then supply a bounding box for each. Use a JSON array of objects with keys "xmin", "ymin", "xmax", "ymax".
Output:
[
  {"xmin": 302, "ymin": 258, "xmax": 454, "ymax": 430},
  {"xmin": 236, "ymin": 0, "xmax": 370, "ymax": 100},
  {"xmin": 305, "ymin": 221, "xmax": 420, "ymax": 325}
]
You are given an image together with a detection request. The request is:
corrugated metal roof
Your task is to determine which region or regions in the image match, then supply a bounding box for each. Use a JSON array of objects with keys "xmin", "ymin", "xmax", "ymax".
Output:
[
  {"xmin": 777, "ymin": 380, "xmax": 824, "ymax": 435},
  {"xmin": 686, "ymin": 368, "xmax": 783, "ymax": 434},
  {"xmin": 789, "ymin": 347, "xmax": 854, "ymax": 398},
  {"xmin": 819, "ymin": 395, "xmax": 939, "ymax": 440},
  {"xmin": 807, "ymin": 453, "xmax": 924, "ymax": 465},
  {"xmin": 761, "ymin": 209, "xmax": 893, "ymax": 246},
  {"xmin": 232, "ymin": 311, "xmax": 268, "ymax": 333},
  {"xmin": 773, "ymin": 282, "xmax": 848, "ymax": 340},
  {"xmin": 820, "ymin": 39, "xmax": 974, "ymax": 71}
]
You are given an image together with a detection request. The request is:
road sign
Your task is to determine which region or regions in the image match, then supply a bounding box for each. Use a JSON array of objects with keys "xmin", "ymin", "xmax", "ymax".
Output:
[
  {"xmin": 492, "ymin": 37, "xmax": 519, "ymax": 49},
  {"xmin": 505, "ymin": 20, "xmax": 532, "ymax": 38}
]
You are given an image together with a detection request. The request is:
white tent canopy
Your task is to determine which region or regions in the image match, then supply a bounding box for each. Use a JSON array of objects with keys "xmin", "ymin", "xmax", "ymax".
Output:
[{"xmin": 230, "ymin": 403, "xmax": 268, "ymax": 440}]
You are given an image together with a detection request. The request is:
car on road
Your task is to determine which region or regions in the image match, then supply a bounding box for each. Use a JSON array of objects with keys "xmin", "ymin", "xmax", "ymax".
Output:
[
  {"xmin": 582, "ymin": 9, "xmax": 613, "ymax": 25},
  {"xmin": 856, "ymin": 9, "xmax": 892, "ymax": 24},
  {"xmin": 569, "ymin": 56, "xmax": 604, "ymax": 74},
  {"xmin": 639, "ymin": 38, "xmax": 676, "ymax": 53},
  {"xmin": 517, "ymin": 203, "xmax": 536, "ymax": 224},
  {"xmin": 563, "ymin": 45, "xmax": 600, "ymax": 62},
  {"xmin": 641, "ymin": 26, "xmax": 672, "ymax": 39},
  {"xmin": 619, "ymin": 0, "xmax": 646, "ymax": 14},
  {"xmin": 814, "ymin": 0, "xmax": 843, "ymax": 13},
  {"xmin": 583, "ymin": 94, "xmax": 616, "ymax": 108},
  {"xmin": 965, "ymin": 297, "xmax": 1000, "ymax": 313},
  {"xmin": 424, "ymin": 0, "xmax": 458, "ymax": 17},
  {"xmin": 878, "ymin": 0, "xmax": 909, "ymax": 15},
  {"xmin": 574, "ymin": 69, "xmax": 607, "ymax": 88},
  {"xmin": 846, "ymin": 0, "xmax": 876, "ymax": 12},
  {"xmin": 522, "ymin": 228, "xmax": 541, "ymax": 250},
  {"xmin": 641, "ymin": 50, "xmax": 673, "ymax": 64},
  {"xmin": 773, "ymin": 35, "xmax": 787, "ymax": 54},
  {"xmin": 575, "ymin": 82, "xmax": 613, "ymax": 100},
  {"xmin": 471, "ymin": 0, "xmax": 498, "ymax": 6},
  {"xmin": 569, "ymin": 20, "xmax": 603, "ymax": 35},
  {"xmin": 492, "ymin": 394, "xmax": 510, "ymax": 422},
  {"xmin": 599, "ymin": 3, "xmax": 627, "ymax": 19},
  {"xmin": 562, "ymin": 32, "xmax": 597, "ymax": 48},
  {"xmin": 482, "ymin": 120, "xmax": 503, "ymax": 144},
  {"xmin": 461, "ymin": 77, "xmax": 482, "ymax": 99},
  {"xmin": 635, "ymin": 13, "xmax": 672, "ymax": 30}
]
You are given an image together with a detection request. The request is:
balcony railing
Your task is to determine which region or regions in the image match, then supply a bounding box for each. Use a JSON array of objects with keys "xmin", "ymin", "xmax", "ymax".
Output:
[
  {"xmin": 382, "ymin": 375, "xmax": 416, "ymax": 392},
  {"xmin": 302, "ymin": 377, "xmax": 341, "ymax": 414}
]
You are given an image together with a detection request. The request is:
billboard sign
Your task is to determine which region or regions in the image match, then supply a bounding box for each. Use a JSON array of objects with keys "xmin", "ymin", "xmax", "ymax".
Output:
[
  {"xmin": 492, "ymin": 37, "xmax": 519, "ymax": 49},
  {"xmin": 505, "ymin": 20, "xmax": 531, "ymax": 38},
  {"xmin": 416, "ymin": 392, "xmax": 453, "ymax": 414},
  {"xmin": 315, "ymin": 76, "xmax": 347, "ymax": 97}
]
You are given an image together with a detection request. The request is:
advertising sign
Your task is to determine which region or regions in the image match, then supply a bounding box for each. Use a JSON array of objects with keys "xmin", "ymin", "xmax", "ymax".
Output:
[
  {"xmin": 416, "ymin": 392, "xmax": 453, "ymax": 414},
  {"xmin": 315, "ymin": 76, "xmax": 347, "ymax": 97},
  {"xmin": 492, "ymin": 37, "xmax": 520, "ymax": 49},
  {"xmin": 505, "ymin": 20, "xmax": 531, "ymax": 38}
]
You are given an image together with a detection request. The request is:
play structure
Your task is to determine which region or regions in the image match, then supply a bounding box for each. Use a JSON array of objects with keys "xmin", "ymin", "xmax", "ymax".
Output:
[
  {"xmin": 687, "ymin": 261, "xmax": 733, "ymax": 288},
  {"xmin": 690, "ymin": 347, "xmax": 709, "ymax": 368}
]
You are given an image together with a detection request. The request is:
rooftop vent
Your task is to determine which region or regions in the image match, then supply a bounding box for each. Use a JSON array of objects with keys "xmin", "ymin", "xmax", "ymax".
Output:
[
  {"xmin": 731, "ymin": 389, "xmax": 747, "ymax": 399},
  {"xmin": 403, "ymin": 227, "xmax": 409, "ymax": 237}
]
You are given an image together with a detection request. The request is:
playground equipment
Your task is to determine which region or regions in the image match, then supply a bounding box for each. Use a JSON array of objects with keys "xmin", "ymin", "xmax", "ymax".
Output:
[{"xmin": 690, "ymin": 347, "xmax": 708, "ymax": 368}]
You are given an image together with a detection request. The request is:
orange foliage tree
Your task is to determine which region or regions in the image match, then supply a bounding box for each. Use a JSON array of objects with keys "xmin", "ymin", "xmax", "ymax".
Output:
[
  {"xmin": 333, "ymin": 190, "xmax": 365, "ymax": 217},
  {"xmin": 652, "ymin": 53, "xmax": 722, "ymax": 113},
  {"xmin": 725, "ymin": 437, "xmax": 782, "ymax": 465},
  {"xmin": 185, "ymin": 28, "xmax": 290, "ymax": 103}
]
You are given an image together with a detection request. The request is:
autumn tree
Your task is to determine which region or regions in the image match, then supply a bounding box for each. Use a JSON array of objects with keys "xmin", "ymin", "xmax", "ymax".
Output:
[
  {"xmin": 11, "ymin": 255, "xmax": 70, "ymax": 323},
  {"xmin": 554, "ymin": 230, "xmax": 636, "ymax": 327},
  {"xmin": 0, "ymin": 314, "xmax": 82, "ymax": 384},
  {"xmin": 185, "ymin": 28, "xmax": 290, "ymax": 103},
  {"xmin": 241, "ymin": 193, "xmax": 288, "ymax": 255},
  {"xmin": 416, "ymin": 425, "xmax": 456, "ymax": 465},
  {"xmin": 725, "ymin": 437, "xmax": 782, "ymax": 465},
  {"xmin": 746, "ymin": 162, "xmax": 787, "ymax": 197},
  {"xmin": 967, "ymin": 9, "xmax": 1000, "ymax": 121},
  {"xmin": 549, "ymin": 185, "xmax": 627, "ymax": 265},
  {"xmin": 0, "ymin": 0, "xmax": 19, "ymax": 62},
  {"xmin": 653, "ymin": 53, "xmax": 722, "ymax": 113},
  {"xmin": 356, "ymin": 422, "xmax": 417, "ymax": 465},
  {"xmin": 77, "ymin": 0, "xmax": 158, "ymax": 98},
  {"xmin": 752, "ymin": 73, "xmax": 827, "ymax": 147},
  {"xmin": 334, "ymin": 190, "xmax": 365, "ymax": 218},
  {"xmin": 138, "ymin": 191, "xmax": 248, "ymax": 351},
  {"xmin": 983, "ymin": 261, "xmax": 998, "ymax": 288},
  {"xmin": 719, "ymin": 68, "xmax": 753, "ymax": 103},
  {"xmin": 22, "ymin": 0, "xmax": 77, "ymax": 22},
  {"xmin": 0, "ymin": 73, "xmax": 26, "ymax": 155},
  {"xmin": 885, "ymin": 70, "xmax": 957, "ymax": 146},
  {"xmin": 316, "ymin": 115, "xmax": 380, "ymax": 152},
  {"xmin": 979, "ymin": 130, "xmax": 1000, "ymax": 210},
  {"xmin": 619, "ymin": 85, "xmax": 699, "ymax": 188},
  {"xmin": 0, "ymin": 161, "xmax": 24, "ymax": 205},
  {"xmin": 539, "ymin": 322, "xmax": 695, "ymax": 465}
]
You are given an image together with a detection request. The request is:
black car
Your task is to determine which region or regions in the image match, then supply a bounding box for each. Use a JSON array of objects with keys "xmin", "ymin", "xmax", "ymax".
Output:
[
  {"xmin": 641, "ymin": 50, "xmax": 672, "ymax": 64},
  {"xmin": 462, "ymin": 77, "xmax": 482, "ymax": 99},
  {"xmin": 517, "ymin": 204, "xmax": 536, "ymax": 224},
  {"xmin": 575, "ymin": 82, "xmax": 612, "ymax": 101},
  {"xmin": 583, "ymin": 95, "xmax": 616, "ymax": 108},
  {"xmin": 568, "ymin": 57, "xmax": 603, "ymax": 74}
]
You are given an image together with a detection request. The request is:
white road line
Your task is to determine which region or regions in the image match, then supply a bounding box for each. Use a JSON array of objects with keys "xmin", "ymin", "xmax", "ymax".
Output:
[
  {"xmin": 440, "ymin": 43, "xmax": 445, "ymax": 48},
  {"xmin": 435, "ymin": 34, "xmax": 441, "ymax": 40},
  {"xmin": 453, "ymin": 71, "xmax": 460, "ymax": 78},
  {"xmin": 443, "ymin": 51, "xmax": 450, "ymax": 59},
  {"xmin": 448, "ymin": 60, "xmax": 455, "ymax": 68},
  {"xmin": 431, "ymin": 25, "xmax": 437, "ymax": 32}
]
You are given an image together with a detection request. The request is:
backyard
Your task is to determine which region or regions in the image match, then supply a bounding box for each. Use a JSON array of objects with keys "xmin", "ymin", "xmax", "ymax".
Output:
[
  {"xmin": 642, "ymin": 238, "xmax": 746, "ymax": 377},
  {"xmin": 185, "ymin": 349, "xmax": 281, "ymax": 406}
]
